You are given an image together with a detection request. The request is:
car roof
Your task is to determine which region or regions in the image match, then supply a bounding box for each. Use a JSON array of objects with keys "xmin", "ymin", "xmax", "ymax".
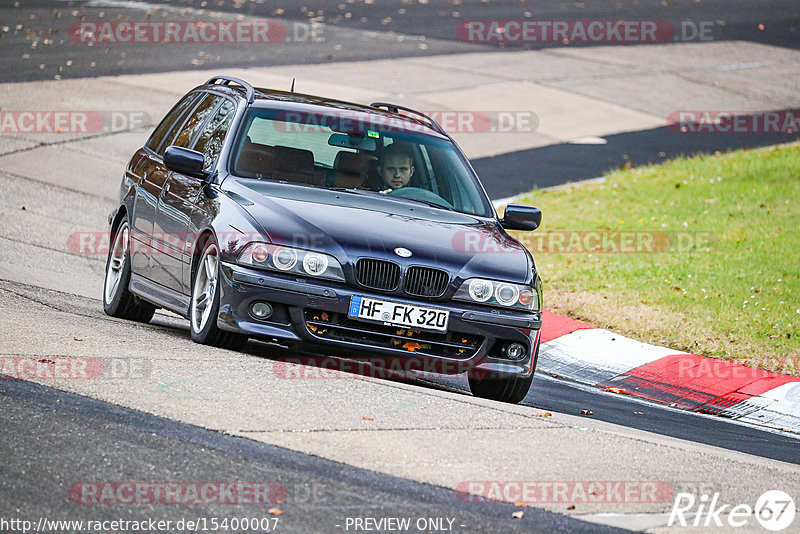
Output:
[{"xmin": 197, "ymin": 78, "xmax": 450, "ymax": 140}]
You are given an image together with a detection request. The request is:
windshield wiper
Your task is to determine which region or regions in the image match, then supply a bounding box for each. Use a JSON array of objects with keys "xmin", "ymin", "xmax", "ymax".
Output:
[
  {"xmin": 388, "ymin": 196, "xmax": 455, "ymax": 211},
  {"xmin": 323, "ymin": 187, "xmax": 455, "ymax": 211}
]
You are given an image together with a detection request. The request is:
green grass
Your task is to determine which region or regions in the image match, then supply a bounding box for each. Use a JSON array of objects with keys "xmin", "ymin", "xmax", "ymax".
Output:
[{"xmin": 513, "ymin": 142, "xmax": 800, "ymax": 375}]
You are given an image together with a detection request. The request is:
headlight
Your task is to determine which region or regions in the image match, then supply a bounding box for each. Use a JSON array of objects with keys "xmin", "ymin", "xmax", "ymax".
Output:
[
  {"xmin": 238, "ymin": 242, "xmax": 345, "ymax": 282},
  {"xmin": 454, "ymin": 278, "xmax": 539, "ymax": 311},
  {"xmin": 303, "ymin": 252, "xmax": 328, "ymax": 276},
  {"xmin": 468, "ymin": 279, "xmax": 493, "ymax": 302},
  {"xmin": 272, "ymin": 247, "xmax": 298, "ymax": 271}
]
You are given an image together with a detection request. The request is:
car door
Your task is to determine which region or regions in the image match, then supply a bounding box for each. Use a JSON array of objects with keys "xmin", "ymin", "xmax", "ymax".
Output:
[
  {"xmin": 179, "ymin": 98, "xmax": 237, "ymax": 292},
  {"xmin": 151, "ymin": 94, "xmax": 229, "ymax": 294},
  {"xmin": 131, "ymin": 92, "xmax": 201, "ymax": 279}
]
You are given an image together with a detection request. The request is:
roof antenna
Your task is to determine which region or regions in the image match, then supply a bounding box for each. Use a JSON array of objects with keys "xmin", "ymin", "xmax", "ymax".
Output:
[{"xmin": 290, "ymin": 78, "xmax": 295, "ymax": 93}]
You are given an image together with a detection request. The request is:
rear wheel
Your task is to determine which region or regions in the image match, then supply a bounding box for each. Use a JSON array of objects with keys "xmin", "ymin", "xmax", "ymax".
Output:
[
  {"xmin": 468, "ymin": 339, "xmax": 539, "ymax": 404},
  {"xmin": 103, "ymin": 218, "xmax": 156, "ymax": 322},
  {"xmin": 190, "ymin": 238, "xmax": 248, "ymax": 350}
]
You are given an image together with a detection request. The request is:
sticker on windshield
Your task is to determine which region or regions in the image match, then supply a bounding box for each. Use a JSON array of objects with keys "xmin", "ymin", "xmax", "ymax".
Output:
[{"xmin": 367, "ymin": 130, "xmax": 380, "ymax": 138}]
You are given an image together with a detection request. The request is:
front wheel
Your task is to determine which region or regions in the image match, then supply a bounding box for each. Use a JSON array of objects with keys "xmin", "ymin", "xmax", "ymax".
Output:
[
  {"xmin": 468, "ymin": 339, "xmax": 539, "ymax": 404},
  {"xmin": 190, "ymin": 238, "xmax": 248, "ymax": 350},
  {"xmin": 103, "ymin": 218, "xmax": 156, "ymax": 322}
]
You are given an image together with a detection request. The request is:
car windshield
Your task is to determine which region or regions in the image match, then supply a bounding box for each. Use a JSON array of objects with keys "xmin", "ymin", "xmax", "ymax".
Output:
[{"xmin": 229, "ymin": 108, "xmax": 494, "ymax": 218}]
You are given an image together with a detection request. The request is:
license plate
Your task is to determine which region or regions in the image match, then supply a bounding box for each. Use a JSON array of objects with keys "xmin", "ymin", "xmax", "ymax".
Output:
[{"xmin": 348, "ymin": 296, "xmax": 449, "ymax": 333}]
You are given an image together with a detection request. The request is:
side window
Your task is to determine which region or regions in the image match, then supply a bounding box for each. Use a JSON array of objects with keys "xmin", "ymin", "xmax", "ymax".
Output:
[
  {"xmin": 193, "ymin": 100, "xmax": 235, "ymax": 170},
  {"xmin": 146, "ymin": 93, "xmax": 200, "ymax": 154},
  {"xmin": 172, "ymin": 94, "xmax": 222, "ymax": 150}
]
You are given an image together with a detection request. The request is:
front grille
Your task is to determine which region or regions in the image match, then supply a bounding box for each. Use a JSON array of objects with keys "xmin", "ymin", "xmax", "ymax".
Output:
[
  {"xmin": 356, "ymin": 259, "xmax": 400, "ymax": 291},
  {"xmin": 304, "ymin": 309, "xmax": 483, "ymax": 359},
  {"xmin": 404, "ymin": 266, "xmax": 449, "ymax": 298}
]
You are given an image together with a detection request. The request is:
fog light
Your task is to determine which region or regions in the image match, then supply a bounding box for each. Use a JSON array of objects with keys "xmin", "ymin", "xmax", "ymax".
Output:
[
  {"xmin": 504, "ymin": 342, "xmax": 526, "ymax": 360},
  {"xmin": 251, "ymin": 302, "xmax": 273, "ymax": 319}
]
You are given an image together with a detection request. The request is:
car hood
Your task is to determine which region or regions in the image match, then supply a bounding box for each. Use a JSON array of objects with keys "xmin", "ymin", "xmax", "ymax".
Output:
[{"xmin": 224, "ymin": 179, "xmax": 532, "ymax": 283}]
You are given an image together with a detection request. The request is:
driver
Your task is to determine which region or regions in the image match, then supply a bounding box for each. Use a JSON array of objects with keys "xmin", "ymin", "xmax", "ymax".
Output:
[{"xmin": 377, "ymin": 143, "xmax": 415, "ymax": 191}]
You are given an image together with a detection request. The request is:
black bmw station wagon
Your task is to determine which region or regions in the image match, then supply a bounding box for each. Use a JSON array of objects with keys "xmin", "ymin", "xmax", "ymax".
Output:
[{"xmin": 104, "ymin": 76, "xmax": 543, "ymax": 403}]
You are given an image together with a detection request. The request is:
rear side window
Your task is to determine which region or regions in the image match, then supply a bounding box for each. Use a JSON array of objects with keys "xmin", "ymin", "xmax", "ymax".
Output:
[
  {"xmin": 172, "ymin": 94, "xmax": 222, "ymax": 150},
  {"xmin": 146, "ymin": 93, "xmax": 200, "ymax": 155},
  {"xmin": 193, "ymin": 99, "xmax": 236, "ymax": 170}
]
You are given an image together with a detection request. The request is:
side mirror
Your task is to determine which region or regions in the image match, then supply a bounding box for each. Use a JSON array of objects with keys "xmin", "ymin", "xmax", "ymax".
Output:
[
  {"xmin": 164, "ymin": 146, "xmax": 207, "ymax": 178},
  {"xmin": 501, "ymin": 204, "xmax": 541, "ymax": 231}
]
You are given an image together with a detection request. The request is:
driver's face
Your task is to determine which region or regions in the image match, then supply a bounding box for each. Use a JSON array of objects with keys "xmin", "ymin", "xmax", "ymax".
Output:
[{"xmin": 379, "ymin": 154, "xmax": 414, "ymax": 189}]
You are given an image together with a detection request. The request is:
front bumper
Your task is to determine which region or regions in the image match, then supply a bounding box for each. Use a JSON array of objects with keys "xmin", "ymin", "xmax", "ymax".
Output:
[{"xmin": 217, "ymin": 262, "xmax": 542, "ymax": 377}]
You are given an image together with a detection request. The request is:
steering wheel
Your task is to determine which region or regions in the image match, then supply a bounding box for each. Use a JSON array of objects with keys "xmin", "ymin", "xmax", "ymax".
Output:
[{"xmin": 387, "ymin": 187, "xmax": 454, "ymax": 210}]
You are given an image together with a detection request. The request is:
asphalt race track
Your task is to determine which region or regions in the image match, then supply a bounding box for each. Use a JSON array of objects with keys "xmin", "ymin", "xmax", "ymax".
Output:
[
  {"xmin": 1, "ymin": 0, "xmax": 799, "ymax": 532},
  {"xmin": 0, "ymin": 377, "xmax": 623, "ymax": 534}
]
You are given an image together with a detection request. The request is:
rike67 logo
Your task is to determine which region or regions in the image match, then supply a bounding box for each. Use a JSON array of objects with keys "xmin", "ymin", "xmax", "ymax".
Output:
[{"xmin": 669, "ymin": 490, "xmax": 796, "ymax": 531}]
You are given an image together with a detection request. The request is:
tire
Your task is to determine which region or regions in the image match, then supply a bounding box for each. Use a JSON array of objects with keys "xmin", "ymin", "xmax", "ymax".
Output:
[
  {"xmin": 190, "ymin": 238, "xmax": 248, "ymax": 350},
  {"xmin": 103, "ymin": 217, "xmax": 156, "ymax": 322},
  {"xmin": 468, "ymin": 338, "xmax": 539, "ymax": 404}
]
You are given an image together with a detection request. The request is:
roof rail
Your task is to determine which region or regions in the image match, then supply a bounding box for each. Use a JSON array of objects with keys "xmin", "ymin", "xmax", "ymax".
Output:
[
  {"xmin": 370, "ymin": 102, "xmax": 446, "ymax": 136},
  {"xmin": 205, "ymin": 75, "xmax": 255, "ymax": 104}
]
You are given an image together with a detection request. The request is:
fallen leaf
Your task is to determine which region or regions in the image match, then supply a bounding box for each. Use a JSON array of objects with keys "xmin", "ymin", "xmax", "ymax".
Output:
[
  {"xmin": 567, "ymin": 504, "xmax": 576, "ymax": 510},
  {"xmin": 514, "ymin": 502, "xmax": 529, "ymax": 507},
  {"xmin": 362, "ymin": 416, "xmax": 374, "ymax": 421},
  {"xmin": 580, "ymin": 409, "xmax": 594, "ymax": 415},
  {"xmin": 267, "ymin": 507, "xmax": 282, "ymax": 515},
  {"xmin": 634, "ymin": 411, "xmax": 644, "ymax": 415},
  {"xmin": 601, "ymin": 387, "xmax": 624, "ymax": 394},
  {"xmin": 73, "ymin": 336, "xmax": 83, "ymax": 341},
  {"xmin": 402, "ymin": 341, "xmax": 421, "ymax": 352},
  {"xmin": 511, "ymin": 511, "xmax": 524, "ymax": 519}
]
